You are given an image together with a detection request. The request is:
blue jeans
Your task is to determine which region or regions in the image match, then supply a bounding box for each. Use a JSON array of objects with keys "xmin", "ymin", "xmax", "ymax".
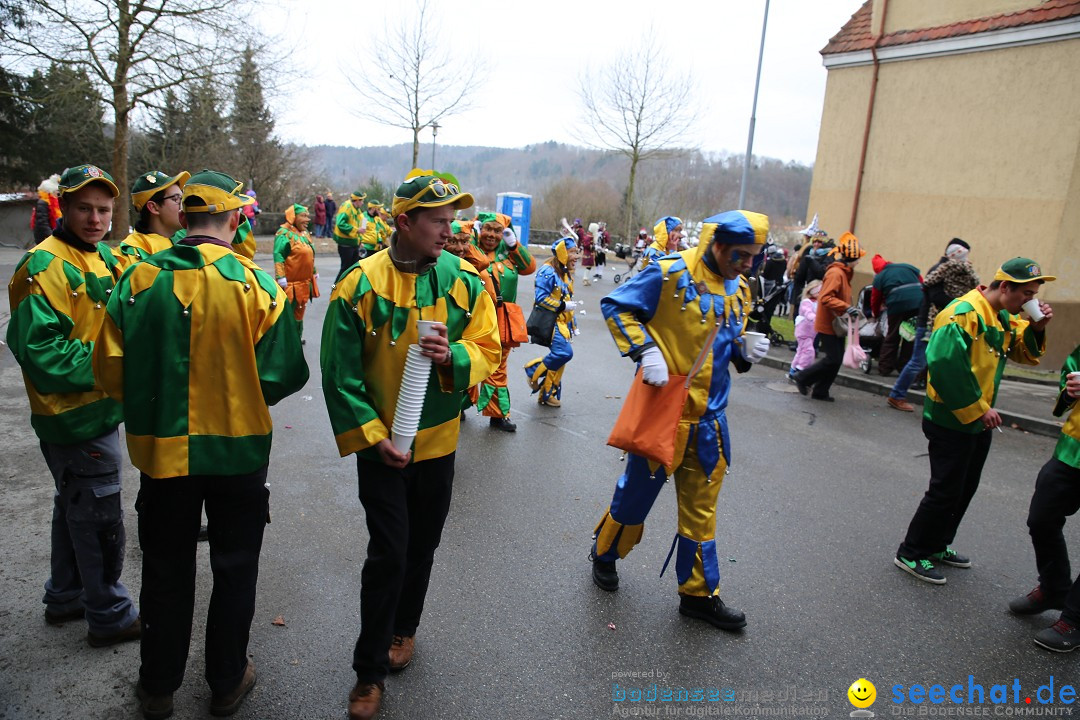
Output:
[
  {"xmin": 890, "ymin": 326, "xmax": 927, "ymax": 400},
  {"xmin": 40, "ymin": 429, "xmax": 138, "ymax": 634}
]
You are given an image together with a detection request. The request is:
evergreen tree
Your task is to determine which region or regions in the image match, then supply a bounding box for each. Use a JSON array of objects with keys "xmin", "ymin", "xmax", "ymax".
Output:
[
  {"xmin": 229, "ymin": 45, "xmax": 288, "ymax": 207},
  {"xmin": 177, "ymin": 83, "xmax": 229, "ymax": 172},
  {"xmin": 23, "ymin": 64, "xmax": 110, "ymax": 180}
]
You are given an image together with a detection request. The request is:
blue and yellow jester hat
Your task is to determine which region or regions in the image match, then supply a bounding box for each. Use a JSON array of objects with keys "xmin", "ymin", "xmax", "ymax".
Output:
[
  {"xmin": 699, "ymin": 210, "xmax": 769, "ymax": 246},
  {"xmin": 552, "ymin": 236, "xmax": 577, "ymax": 265},
  {"xmin": 653, "ymin": 216, "xmax": 683, "ymax": 246}
]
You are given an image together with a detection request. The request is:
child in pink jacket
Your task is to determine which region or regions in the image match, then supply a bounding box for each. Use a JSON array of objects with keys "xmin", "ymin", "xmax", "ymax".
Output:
[{"xmin": 790, "ymin": 280, "xmax": 821, "ymax": 376}]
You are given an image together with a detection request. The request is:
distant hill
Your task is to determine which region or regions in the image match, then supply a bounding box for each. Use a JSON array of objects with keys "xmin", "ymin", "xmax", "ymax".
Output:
[{"xmin": 305, "ymin": 141, "xmax": 812, "ymax": 238}]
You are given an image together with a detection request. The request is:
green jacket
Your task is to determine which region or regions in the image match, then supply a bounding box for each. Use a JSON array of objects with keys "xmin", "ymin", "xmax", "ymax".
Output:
[
  {"xmin": 94, "ymin": 241, "xmax": 309, "ymax": 477},
  {"xmin": 7, "ymin": 234, "xmax": 122, "ymax": 443},
  {"xmin": 924, "ymin": 288, "xmax": 1043, "ymax": 432},
  {"xmin": 1053, "ymin": 345, "xmax": 1080, "ymax": 469}
]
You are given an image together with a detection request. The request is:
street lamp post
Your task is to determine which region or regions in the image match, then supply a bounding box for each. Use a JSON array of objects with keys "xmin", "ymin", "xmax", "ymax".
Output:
[
  {"xmin": 431, "ymin": 121, "xmax": 440, "ymax": 168},
  {"xmin": 738, "ymin": 0, "xmax": 770, "ymax": 210}
]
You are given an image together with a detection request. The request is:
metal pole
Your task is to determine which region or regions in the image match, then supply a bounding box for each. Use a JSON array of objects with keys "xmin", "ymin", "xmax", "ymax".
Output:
[
  {"xmin": 431, "ymin": 122, "xmax": 439, "ymax": 168},
  {"xmin": 738, "ymin": 0, "xmax": 770, "ymax": 210}
]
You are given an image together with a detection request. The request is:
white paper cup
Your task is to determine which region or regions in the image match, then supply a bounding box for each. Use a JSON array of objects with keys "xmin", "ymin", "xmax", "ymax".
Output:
[
  {"xmin": 391, "ymin": 433, "xmax": 414, "ymax": 454},
  {"xmin": 1022, "ymin": 299, "xmax": 1045, "ymax": 321},
  {"xmin": 417, "ymin": 320, "xmax": 439, "ymax": 338},
  {"xmin": 743, "ymin": 331, "xmax": 766, "ymax": 345}
]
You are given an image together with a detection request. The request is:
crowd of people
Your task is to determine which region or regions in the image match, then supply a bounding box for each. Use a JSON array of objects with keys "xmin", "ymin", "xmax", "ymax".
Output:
[{"xmin": 6, "ymin": 163, "xmax": 1080, "ymax": 720}]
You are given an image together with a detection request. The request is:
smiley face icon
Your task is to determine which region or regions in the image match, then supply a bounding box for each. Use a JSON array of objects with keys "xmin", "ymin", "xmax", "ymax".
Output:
[{"xmin": 848, "ymin": 678, "xmax": 876, "ymax": 708}]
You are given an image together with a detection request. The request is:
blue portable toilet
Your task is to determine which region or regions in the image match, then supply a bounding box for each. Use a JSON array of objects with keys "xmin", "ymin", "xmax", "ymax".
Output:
[{"xmin": 495, "ymin": 192, "xmax": 532, "ymax": 246}]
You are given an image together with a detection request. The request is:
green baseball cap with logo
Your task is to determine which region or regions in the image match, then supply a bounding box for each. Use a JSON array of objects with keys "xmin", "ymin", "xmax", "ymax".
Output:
[
  {"xmin": 131, "ymin": 170, "xmax": 190, "ymax": 210},
  {"xmin": 181, "ymin": 169, "xmax": 255, "ymax": 214},
  {"xmin": 993, "ymin": 257, "xmax": 1056, "ymax": 284},
  {"xmin": 58, "ymin": 164, "xmax": 119, "ymax": 198}
]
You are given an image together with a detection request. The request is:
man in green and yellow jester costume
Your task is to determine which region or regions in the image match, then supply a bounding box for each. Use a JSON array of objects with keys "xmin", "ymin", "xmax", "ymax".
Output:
[
  {"xmin": 7, "ymin": 163, "xmax": 140, "ymax": 648},
  {"xmin": 472, "ymin": 211, "xmax": 536, "ymax": 430},
  {"xmin": 360, "ymin": 200, "xmax": 392, "ymax": 256},
  {"xmin": 1009, "ymin": 343, "xmax": 1080, "ymax": 653},
  {"xmin": 94, "ymin": 169, "xmax": 309, "ymax": 718},
  {"xmin": 321, "ymin": 169, "xmax": 500, "ymax": 720},
  {"xmin": 333, "ymin": 189, "xmax": 369, "ymax": 279},
  {"xmin": 114, "ymin": 169, "xmax": 190, "ymax": 270},
  {"xmin": 895, "ymin": 257, "xmax": 1053, "ymax": 585},
  {"xmin": 274, "ymin": 203, "xmax": 319, "ymax": 343},
  {"xmin": 588, "ymin": 210, "xmax": 772, "ymax": 630}
]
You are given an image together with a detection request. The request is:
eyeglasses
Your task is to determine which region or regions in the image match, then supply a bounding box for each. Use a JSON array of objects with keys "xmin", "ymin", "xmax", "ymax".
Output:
[{"xmin": 161, "ymin": 194, "xmax": 182, "ymax": 205}]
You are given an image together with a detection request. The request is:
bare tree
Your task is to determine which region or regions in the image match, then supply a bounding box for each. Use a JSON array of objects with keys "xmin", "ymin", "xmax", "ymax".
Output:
[
  {"xmin": 577, "ymin": 41, "xmax": 698, "ymax": 240},
  {"xmin": 345, "ymin": 0, "xmax": 484, "ymax": 169},
  {"xmin": 3, "ymin": 0, "xmax": 260, "ymax": 238}
]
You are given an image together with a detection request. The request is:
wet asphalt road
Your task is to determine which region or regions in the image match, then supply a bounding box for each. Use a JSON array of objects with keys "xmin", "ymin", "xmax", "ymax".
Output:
[{"xmin": 0, "ymin": 254, "xmax": 1076, "ymax": 720}]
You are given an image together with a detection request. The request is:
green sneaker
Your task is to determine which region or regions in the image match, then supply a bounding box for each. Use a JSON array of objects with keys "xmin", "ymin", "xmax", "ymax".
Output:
[
  {"xmin": 894, "ymin": 555, "xmax": 946, "ymax": 584},
  {"xmin": 931, "ymin": 547, "xmax": 971, "ymax": 568}
]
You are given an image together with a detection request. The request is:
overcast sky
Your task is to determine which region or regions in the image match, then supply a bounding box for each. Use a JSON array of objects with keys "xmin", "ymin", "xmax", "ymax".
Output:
[{"xmin": 262, "ymin": 0, "xmax": 863, "ymax": 165}]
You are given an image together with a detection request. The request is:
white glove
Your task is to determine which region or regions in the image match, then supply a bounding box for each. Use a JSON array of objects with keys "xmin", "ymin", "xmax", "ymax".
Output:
[
  {"xmin": 639, "ymin": 346, "xmax": 669, "ymax": 386},
  {"xmin": 277, "ymin": 277, "xmax": 288, "ymax": 288},
  {"xmin": 563, "ymin": 300, "xmax": 580, "ymax": 310},
  {"xmin": 740, "ymin": 335, "xmax": 770, "ymax": 364},
  {"xmin": 574, "ymin": 327, "xmax": 581, "ymax": 337},
  {"xmin": 313, "ymin": 273, "xmax": 319, "ymax": 280},
  {"xmin": 502, "ymin": 227, "xmax": 518, "ymax": 248}
]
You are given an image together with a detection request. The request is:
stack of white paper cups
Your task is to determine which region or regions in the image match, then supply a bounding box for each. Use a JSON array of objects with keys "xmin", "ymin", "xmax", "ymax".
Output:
[{"xmin": 391, "ymin": 321, "xmax": 437, "ymax": 453}]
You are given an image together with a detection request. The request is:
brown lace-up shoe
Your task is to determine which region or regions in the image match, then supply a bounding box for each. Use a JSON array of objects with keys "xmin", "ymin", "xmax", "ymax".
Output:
[
  {"xmin": 887, "ymin": 397, "xmax": 914, "ymax": 412},
  {"xmin": 87, "ymin": 615, "xmax": 142, "ymax": 648},
  {"xmin": 209, "ymin": 658, "xmax": 256, "ymax": 717},
  {"xmin": 348, "ymin": 680, "xmax": 384, "ymax": 720},
  {"xmin": 389, "ymin": 634, "xmax": 415, "ymax": 672}
]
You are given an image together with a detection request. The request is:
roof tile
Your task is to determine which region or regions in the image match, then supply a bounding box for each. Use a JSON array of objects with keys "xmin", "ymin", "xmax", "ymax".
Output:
[{"xmin": 822, "ymin": 0, "xmax": 1080, "ymax": 55}]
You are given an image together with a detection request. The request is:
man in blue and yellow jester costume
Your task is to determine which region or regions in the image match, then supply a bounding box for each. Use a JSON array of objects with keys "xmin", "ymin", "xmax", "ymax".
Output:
[
  {"xmin": 94, "ymin": 168, "xmax": 309, "ymax": 718},
  {"xmin": 321, "ymin": 169, "xmax": 500, "ymax": 720},
  {"xmin": 895, "ymin": 257, "xmax": 1052, "ymax": 585},
  {"xmin": 638, "ymin": 215, "xmax": 684, "ymax": 269},
  {"xmin": 7, "ymin": 163, "xmax": 141, "ymax": 648},
  {"xmin": 524, "ymin": 236, "xmax": 580, "ymax": 407},
  {"xmin": 589, "ymin": 210, "xmax": 772, "ymax": 630},
  {"xmin": 115, "ymin": 169, "xmax": 190, "ymax": 270},
  {"xmin": 1010, "ymin": 343, "xmax": 1080, "ymax": 652}
]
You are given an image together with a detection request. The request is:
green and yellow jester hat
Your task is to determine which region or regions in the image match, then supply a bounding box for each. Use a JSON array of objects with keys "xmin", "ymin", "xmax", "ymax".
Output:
[
  {"xmin": 284, "ymin": 203, "xmax": 309, "ymax": 226},
  {"xmin": 181, "ymin": 169, "xmax": 255, "ymax": 214},
  {"xmin": 391, "ymin": 168, "xmax": 474, "ymax": 218},
  {"xmin": 131, "ymin": 170, "xmax": 190, "ymax": 211}
]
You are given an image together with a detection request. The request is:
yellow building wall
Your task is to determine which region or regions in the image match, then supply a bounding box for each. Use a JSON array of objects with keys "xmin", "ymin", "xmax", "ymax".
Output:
[
  {"xmin": 807, "ymin": 39, "xmax": 1080, "ymax": 365},
  {"xmin": 875, "ymin": 0, "xmax": 1036, "ymax": 35}
]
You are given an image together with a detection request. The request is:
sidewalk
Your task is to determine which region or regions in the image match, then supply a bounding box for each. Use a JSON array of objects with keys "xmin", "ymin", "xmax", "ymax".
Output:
[{"xmin": 762, "ymin": 345, "xmax": 1065, "ymax": 439}]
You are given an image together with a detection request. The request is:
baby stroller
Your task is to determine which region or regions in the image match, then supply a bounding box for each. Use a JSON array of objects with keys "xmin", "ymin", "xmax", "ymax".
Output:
[
  {"xmin": 854, "ymin": 285, "xmax": 884, "ymax": 373},
  {"xmin": 612, "ymin": 245, "xmax": 644, "ymax": 284},
  {"xmin": 748, "ymin": 275, "xmax": 795, "ymax": 349}
]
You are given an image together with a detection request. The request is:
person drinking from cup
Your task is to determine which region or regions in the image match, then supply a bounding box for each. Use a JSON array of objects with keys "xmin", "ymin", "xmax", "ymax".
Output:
[
  {"xmin": 320, "ymin": 169, "xmax": 500, "ymax": 720},
  {"xmin": 588, "ymin": 210, "xmax": 771, "ymax": 630},
  {"xmin": 894, "ymin": 257, "xmax": 1053, "ymax": 585}
]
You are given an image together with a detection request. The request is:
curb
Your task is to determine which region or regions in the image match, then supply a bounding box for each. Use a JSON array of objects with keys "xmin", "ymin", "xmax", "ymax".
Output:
[{"xmin": 760, "ymin": 355, "xmax": 1063, "ymax": 439}]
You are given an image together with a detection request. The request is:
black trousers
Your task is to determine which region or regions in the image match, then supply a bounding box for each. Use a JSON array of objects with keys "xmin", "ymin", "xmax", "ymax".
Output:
[
  {"xmin": 1026, "ymin": 457, "xmax": 1080, "ymax": 623},
  {"xmin": 898, "ymin": 420, "xmax": 992, "ymax": 560},
  {"xmin": 879, "ymin": 308, "xmax": 917, "ymax": 375},
  {"xmin": 338, "ymin": 244, "xmax": 361, "ymax": 281},
  {"xmin": 797, "ymin": 333, "xmax": 844, "ymax": 398},
  {"xmin": 136, "ymin": 467, "xmax": 269, "ymax": 696},
  {"xmin": 353, "ymin": 452, "xmax": 455, "ymax": 684}
]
